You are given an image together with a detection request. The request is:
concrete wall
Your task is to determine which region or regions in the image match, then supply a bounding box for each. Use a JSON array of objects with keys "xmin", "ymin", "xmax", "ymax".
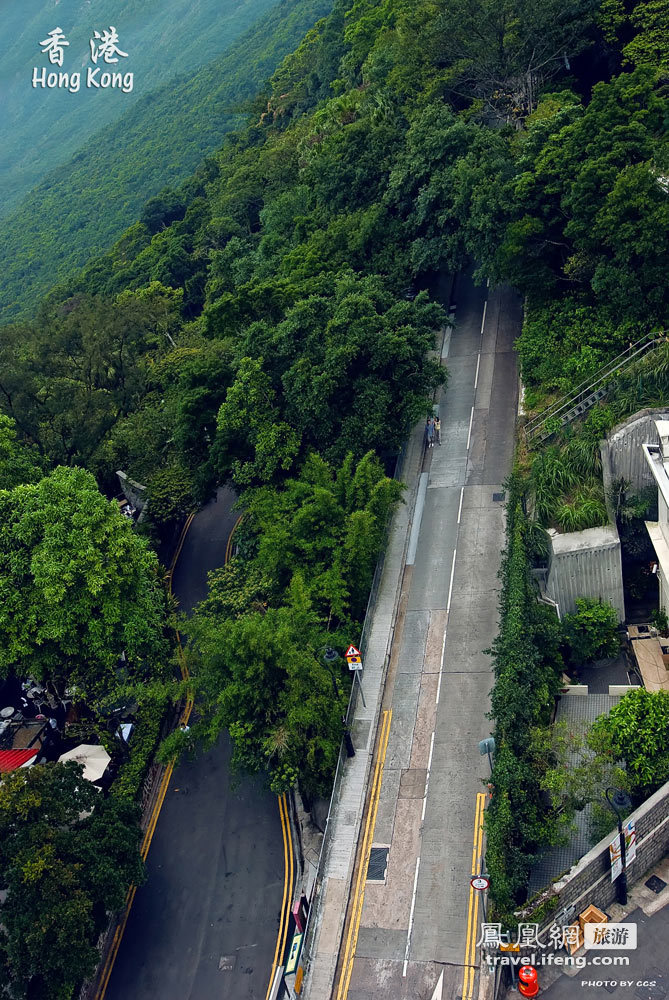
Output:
[
  {"xmin": 116, "ymin": 470, "xmax": 148, "ymax": 511},
  {"xmin": 518, "ymin": 777, "xmax": 669, "ymax": 935},
  {"xmin": 546, "ymin": 525, "xmax": 626, "ymax": 621},
  {"xmin": 604, "ymin": 409, "xmax": 669, "ymax": 491}
]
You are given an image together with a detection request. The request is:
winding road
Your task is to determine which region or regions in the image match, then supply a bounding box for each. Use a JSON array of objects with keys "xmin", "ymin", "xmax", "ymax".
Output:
[{"xmin": 103, "ymin": 487, "xmax": 285, "ymax": 1000}]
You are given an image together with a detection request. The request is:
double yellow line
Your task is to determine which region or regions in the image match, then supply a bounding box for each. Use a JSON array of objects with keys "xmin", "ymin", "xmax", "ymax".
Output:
[
  {"xmin": 335, "ymin": 708, "xmax": 392, "ymax": 1000},
  {"xmin": 264, "ymin": 793, "xmax": 294, "ymax": 1000},
  {"xmin": 462, "ymin": 791, "xmax": 486, "ymax": 1000}
]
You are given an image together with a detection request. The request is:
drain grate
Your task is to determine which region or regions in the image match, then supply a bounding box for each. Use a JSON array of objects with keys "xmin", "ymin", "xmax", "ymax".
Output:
[
  {"xmin": 492, "ymin": 492, "xmax": 506, "ymax": 502},
  {"xmin": 646, "ymin": 875, "xmax": 667, "ymax": 894},
  {"xmin": 367, "ymin": 846, "xmax": 389, "ymax": 883},
  {"xmin": 602, "ymin": 983, "xmax": 617, "ymax": 995}
]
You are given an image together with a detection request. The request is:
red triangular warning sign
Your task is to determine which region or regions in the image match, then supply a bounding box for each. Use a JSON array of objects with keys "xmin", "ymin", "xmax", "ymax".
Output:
[{"xmin": 345, "ymin": 645, "xmax": 361, "ymax": 658}]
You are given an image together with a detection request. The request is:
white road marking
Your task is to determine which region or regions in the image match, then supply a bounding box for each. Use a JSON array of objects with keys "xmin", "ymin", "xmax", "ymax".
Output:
[
  {"xmin": 403, "ymin": 856, "xmax": 422, "ymax": 976},
  {"xmin": 457, "ymin": 485, "xmax": 465, "ymax": 524},
  {"xmin": 486, "ymin": 277, "xmax": 490, "ymax": 288},
  {"xmin": 446, "ymin": 548, "xmax": 457, "ymax": 612},
  {"xmin": 422, "ymin": 743, "xmax": 432, "ymax": 822},
  {"xmin": 436, "ymin": 624, "xmax": 447, "ymax": 704},
  {"xmin": 474, "ymin": 352, "xmax": 481, "ymax": 390},
  {"xmin": 466, "ymin": 406, "xmax": 475, "ymax": 451},
  {"xmin": 480, "ymin": 300, "xmax": 487, "ymax": 335}
]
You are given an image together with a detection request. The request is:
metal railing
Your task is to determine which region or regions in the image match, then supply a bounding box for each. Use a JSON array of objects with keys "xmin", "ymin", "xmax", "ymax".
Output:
[{"xmin": 524, "ymin": 334, "xmax": 664, "ymax": 443}]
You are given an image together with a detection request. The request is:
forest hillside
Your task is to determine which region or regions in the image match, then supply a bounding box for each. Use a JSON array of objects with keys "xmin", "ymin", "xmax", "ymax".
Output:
[
  {"xmin": 0, "ymin": 0, "xmax": 332, "ymax": 320},
  {"xmin": 1, "ymin": 0, "xmax": 281, "ymax": 216},
  {"xmin": 0, "ymin": 0, "xmax": 666, "ymax": 868}
]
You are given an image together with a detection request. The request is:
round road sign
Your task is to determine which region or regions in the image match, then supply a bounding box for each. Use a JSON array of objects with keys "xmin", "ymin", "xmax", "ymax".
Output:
[{"xmin": 470, "ymin": 875, "xmax": 490, "ymax": 891}]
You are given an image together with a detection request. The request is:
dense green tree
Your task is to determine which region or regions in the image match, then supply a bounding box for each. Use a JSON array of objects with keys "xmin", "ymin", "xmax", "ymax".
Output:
[
  {"xmin": 429, "ymin": 0, "xmax": 598, "ymax": 118},
  {"xmin": 0, "ymin": 291, "xmax": 178, "ymax": 469},
  {"xmin": 146, "ymin": 466, "xmax": 197, "ymax": 528},
  {"xmin": 562, "ymin": 598, "xmax": 620, "ymax": 665},
  {"xmin": 0, "ymin": 467, "xmax": 170, "ymax": 704},
  {"xmin": 0, "ymin": 416, "xmax": 43, "ymax": 489},
  {"xmin": 589, "ymin": 688, "xmax": 669, "ymax": 798},
  {"xmin": 214, "ymin": 357, "xmax": 302, "ymax": 486},
  {"xmin": 173, "ymin": 585, "xmax": 348, "ymax": 797},
  {"xmin": 167, "ymin": 451, "xmax": 403, "ymax": 794},
  {"xmin": 0, "ymin": 762, "xmax": 143, "ymax": 1000}
]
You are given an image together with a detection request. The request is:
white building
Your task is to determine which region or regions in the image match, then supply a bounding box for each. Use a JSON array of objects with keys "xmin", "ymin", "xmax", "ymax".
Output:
[{"xmin": 642, "ymin": 420, "xmax": 669, "ymax": 615}]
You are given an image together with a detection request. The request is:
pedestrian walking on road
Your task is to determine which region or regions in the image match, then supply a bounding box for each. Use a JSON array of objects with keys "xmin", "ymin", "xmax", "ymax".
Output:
[
  {"xmin": 426, "ymin": 417, "xmax": 434, "ymax": 448},
  {"xmin": 435, "ymin": 417, "xmax": 441, "ymax": 445}
]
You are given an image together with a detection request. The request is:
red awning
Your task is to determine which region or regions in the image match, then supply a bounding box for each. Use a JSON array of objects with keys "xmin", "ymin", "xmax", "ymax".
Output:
[{"xmin": 0, "ymin": 749, "xmax": 38, "ymax": 772}]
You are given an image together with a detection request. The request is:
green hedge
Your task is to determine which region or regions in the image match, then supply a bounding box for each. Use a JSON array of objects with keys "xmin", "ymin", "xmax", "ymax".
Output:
[
  {"xmin": 485, "ymin": 475, "xmax": 565, "ymax": 924},
  {"xmin": 113, "ymin": 698, "xmax": 170, "ymax": 801}
]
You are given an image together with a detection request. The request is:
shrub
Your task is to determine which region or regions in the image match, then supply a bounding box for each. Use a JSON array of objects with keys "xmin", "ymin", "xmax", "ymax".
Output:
[
  {"xmin": 562, "ymin": 597, "xmax": 620, "ymax": 665},
  {"xmin": 147, "ymin": 465, "xmax": 197, "ymax": 528},
  {"xmin": 486, "ymin": 475, "xmax": 566, "ymax": 921},
  {"xmin": 589, "ymin": 688, "xmax": 669, "ymax": 799}
]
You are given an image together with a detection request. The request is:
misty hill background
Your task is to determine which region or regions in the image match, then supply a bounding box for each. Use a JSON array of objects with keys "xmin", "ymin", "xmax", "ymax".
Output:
[
  {"xmin": 0, "ymin": 0, "xmax": 331, "ymax": 320},
  {"xmin": 0, "ymin": 0, "xmax": 280, "ymax": 217}
]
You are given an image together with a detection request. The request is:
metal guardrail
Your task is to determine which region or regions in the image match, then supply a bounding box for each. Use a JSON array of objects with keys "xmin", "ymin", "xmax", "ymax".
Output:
[{"xmin": 525, "ymin": 334, "xmax": 664, "ymax": 443}]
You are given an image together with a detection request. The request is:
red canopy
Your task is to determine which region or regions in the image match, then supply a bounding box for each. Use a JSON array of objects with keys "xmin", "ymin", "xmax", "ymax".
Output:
[{"xmin": 0, "ymin": 749, "xmax": 38, "ymax": 772}]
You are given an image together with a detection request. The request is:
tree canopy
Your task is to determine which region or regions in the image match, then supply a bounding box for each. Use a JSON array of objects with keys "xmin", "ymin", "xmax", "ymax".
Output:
[
  {"xmin": 0, "ymin": 762, "xmax": 143, "ymax": 1000},
  {"xmin": 0, "ymin": 466, "xmax": 170, "ymax": 704}
]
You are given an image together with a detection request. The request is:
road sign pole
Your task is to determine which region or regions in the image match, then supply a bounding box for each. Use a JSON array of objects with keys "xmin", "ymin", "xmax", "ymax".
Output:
[{"xmin": 356, "ymin": 670, "xmax": 366, "ymax": 708}]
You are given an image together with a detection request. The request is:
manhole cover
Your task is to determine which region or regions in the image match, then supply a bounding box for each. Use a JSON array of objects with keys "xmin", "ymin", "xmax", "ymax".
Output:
[
  {"xmin": 602, "ymin": 983, "xmax": 617, "ymax": 995},
  {"xmin": 492, "ymin": 492, "xmax": 506, "ymax": 502},
  {"xmin": 367, "ymin": 846, "xmax": 389, "ymax": 882},
  {"xmin": 646, "ymin": 875, "xmax": 667, "ymax": 894}
]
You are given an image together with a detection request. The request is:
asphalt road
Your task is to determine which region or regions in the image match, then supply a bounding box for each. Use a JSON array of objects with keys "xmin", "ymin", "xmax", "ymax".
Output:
[
  {"xmin": 344, "ymin": 269, "xmax": 520, "ymax": 999},
  {"xmin": 104, "ymin": 487, "xmax": 285, "ymax": 1000}
]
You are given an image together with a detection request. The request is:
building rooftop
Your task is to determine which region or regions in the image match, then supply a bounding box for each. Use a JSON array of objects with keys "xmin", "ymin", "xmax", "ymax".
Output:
[
  {"xmin": 643, "ymin": 425, "xmax": 669, "ymax": 509},
  {"xmin": 549, "ymin": 523, "xmax": 620, "ymax": 554},
  {"xmin": 0, "ymin": 749, "xmax": 38, "ymax": 772},
  {"xmin": 628, "ymin": 626, "xmax": 669, "ymax": 692}
]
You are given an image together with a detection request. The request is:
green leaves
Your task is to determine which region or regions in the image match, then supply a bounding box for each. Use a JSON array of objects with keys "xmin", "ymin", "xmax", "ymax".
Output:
[
  {"xmin": 486, "ymin": 478, "xmax": 567, "ymax": 918},
  {"xmin": 0, "ymin": 763, "xmax": 143, "ymax": 1000},
  {"xmin": 0, "ymin": 466, "xmax": 170, "ymax": 704},
  {"xmin": 589, "ymin": 688, "xmax": 669, "ymax": 798},
  {"xmin": 562, "ymin": 598, "xmax": 620, "ymax": 665},
  {"xmin": 180, "ymin": 451, "xmax": 402, "ymax": 797}
]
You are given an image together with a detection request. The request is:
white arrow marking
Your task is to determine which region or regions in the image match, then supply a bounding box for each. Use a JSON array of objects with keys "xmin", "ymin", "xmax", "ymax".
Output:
[{"xmin": 430, "ymin": 971, "xmax": 444, "ymax": 1000}]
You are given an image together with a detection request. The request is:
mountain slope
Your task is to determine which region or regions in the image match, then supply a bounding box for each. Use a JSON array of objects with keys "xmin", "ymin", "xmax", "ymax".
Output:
[
  {"xmin": 0, "ymin": 0, "xmax": 332, "ymax": 321},
  {"xmin": 0, "ymin": 0, "xmax": 281, "ymax": 217}
]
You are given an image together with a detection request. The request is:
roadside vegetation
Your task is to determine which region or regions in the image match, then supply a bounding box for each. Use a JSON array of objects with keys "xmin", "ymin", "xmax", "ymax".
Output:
[{"xmin": 0, "ymin": 0, "xmax": 668, "ymax": 984}]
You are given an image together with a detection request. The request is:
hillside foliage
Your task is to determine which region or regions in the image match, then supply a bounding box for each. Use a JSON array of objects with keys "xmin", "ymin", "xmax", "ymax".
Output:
[
  {"xmin": 0, "ymin": 0, "xmax": 333, "ymax": 321},
  {"xmin": 0, "ymin": 0, "xmax": 667, "ymax": 932},
  {"xmin": 0, "ymin": 0, "xmax": 299, "ymax": 219}
]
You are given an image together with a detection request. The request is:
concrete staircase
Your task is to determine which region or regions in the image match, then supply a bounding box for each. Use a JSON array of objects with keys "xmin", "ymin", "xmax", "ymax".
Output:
[{"xmin": 525, "ymin": 335, "xmax": 665, "ymax": 444}]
